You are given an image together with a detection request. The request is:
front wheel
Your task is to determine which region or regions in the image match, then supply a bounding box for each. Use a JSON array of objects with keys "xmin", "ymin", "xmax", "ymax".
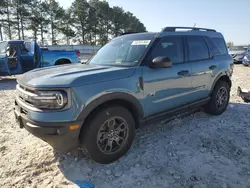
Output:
[
  {"xmin": 205, "ymin": 80, "xmax": 230, "ymax": 115},
  {"xmin": 80, "ymin": 105, "xmax": 135, "ymax": 164}
]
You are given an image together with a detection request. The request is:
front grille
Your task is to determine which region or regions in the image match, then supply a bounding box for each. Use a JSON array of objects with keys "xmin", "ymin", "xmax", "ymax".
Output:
[{"xmin": 16, "ymin": 84, "xmax": 36, "ymax": 107}]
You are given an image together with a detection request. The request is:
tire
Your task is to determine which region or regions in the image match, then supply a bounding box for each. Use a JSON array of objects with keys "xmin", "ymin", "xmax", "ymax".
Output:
[
  {"xmin": 80, "ymin": 105, "xmax": 135, "ymax": 164},
  {"xmin": 205, "ymin": 80, "xmax": 230, "ymax": 115}
]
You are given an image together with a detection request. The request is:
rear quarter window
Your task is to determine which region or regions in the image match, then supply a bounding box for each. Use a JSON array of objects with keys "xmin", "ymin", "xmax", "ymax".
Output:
[
  {"xmin": 204, "ymin": 37, "xmax": 222, "ymax": 56},
  {"xmin": 211, "ymin": 38, "xmax": 228, "ymax": 55}
]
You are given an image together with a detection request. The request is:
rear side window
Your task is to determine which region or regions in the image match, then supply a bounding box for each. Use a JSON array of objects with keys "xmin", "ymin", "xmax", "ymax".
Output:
[
  {"xmin": 204, "ymin": 37, "xmax": 222, "ymax": 55},
  {"xmin": 212, "ymin": 38, "xmax": 228, "ymax": 55},
  {"xmin": 187, "ymin": 36, "xmax": 209, "ymax": 61},
  {"xmin": 151, "ymin": 36, "xmax": 184, "ymax": 63}
]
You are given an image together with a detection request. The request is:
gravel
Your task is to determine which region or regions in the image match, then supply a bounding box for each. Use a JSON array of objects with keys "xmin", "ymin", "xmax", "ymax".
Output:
[{"xmin": 1, "ymin": 65, "xmax": 250, "ymax": 188}]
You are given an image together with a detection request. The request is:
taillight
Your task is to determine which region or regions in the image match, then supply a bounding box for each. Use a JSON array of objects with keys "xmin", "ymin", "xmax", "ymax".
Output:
[{"xmin": 76, "ymin": 51, "xmax": 81, "ymax": 57}]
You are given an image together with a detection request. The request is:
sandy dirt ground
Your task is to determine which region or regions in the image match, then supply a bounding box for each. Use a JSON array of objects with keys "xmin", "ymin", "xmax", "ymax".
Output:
[{"xmin": 1, "ymin": 65, "xmax": 250, "ymax": 188}]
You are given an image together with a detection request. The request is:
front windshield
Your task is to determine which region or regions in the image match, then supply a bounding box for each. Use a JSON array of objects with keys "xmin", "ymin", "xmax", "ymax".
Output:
[
  {"xmin": 0, "ymin": 41, "xmax": 8, "ymax": 54},
  {"xmin": 89, "ymin": 33, "xmax": 155, "ymax": 66},
  {"xmin": 229, "ymin": 46, "xmax": 246, "ymax": 51}
]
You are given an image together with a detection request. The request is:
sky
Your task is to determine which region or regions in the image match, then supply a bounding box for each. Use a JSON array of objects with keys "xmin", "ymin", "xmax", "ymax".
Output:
[{"xmin": 58, "ymin": 0, "xmax": 250, "ymax": 45}]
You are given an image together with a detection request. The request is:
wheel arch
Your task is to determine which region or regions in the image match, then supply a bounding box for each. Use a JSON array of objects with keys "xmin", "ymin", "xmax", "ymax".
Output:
[
  {"xmin": 55, "ymin": 58, "xmax": 72, "ymax": 65},
  {"xmin": 77, "ymin": 92, "xmax": 144, "ymax": 130},
  {"xmin": 210, "ymin": 73, "xmax": 232, "ymax": 95}
]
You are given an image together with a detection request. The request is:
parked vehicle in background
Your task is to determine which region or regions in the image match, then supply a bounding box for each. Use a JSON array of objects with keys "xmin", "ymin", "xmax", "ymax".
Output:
[
  {"xmin": 0, "ymin": 40, "xmax": 81, "ymax": 76},
  {"xmin": 14, "ymin": 27, "xmax": 233, "ymax": 164},
  {"xmin": 228, "ymin": 45, "xmax": 247, "ymax": 63},
  {"xmin": 242, "ymin": 46, "xmax": 250, "ymax": 66}
]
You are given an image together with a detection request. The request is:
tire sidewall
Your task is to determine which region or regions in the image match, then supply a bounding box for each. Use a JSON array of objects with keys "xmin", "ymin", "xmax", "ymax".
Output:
[
  {"xmin": 210, "ymin": 81, "xmax": 230, "ymax": 115},
  {"xmin": 80, "ymin": 105, "xmax": 135, "ymax": 164}
]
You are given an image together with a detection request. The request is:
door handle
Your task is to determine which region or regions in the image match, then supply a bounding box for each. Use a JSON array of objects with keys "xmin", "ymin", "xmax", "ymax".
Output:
[
  {"xmin": 178, "ymin": 70, "xmax": 189, "ymax": 76},
  {"xmin": 209, "ymin": 65, "xmax": 217, "ymax": 70}
]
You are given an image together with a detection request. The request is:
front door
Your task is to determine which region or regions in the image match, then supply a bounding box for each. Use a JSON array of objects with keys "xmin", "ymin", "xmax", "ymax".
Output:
[
  {"xmin": 143, "ymin": 36, "xmax": 193, "ymax": 117},
  {"xmin": 7, "ymin": 43, "xmax": 23, "ymax": 75}
]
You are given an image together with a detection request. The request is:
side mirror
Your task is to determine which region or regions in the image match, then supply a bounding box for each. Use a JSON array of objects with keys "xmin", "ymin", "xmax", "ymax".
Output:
[{"xmin": 151, "ymin": 56, "xmax": 172, "ymax": 68}]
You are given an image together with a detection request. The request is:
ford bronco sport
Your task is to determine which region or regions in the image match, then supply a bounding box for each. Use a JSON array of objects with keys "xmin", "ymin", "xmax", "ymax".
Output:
[{"xmin": 14, "ymin": 27, "xmax": 233, "ymax": 164}]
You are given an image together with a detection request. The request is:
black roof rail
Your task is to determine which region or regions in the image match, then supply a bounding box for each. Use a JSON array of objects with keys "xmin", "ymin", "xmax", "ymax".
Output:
[
  {"xmin": 120, "ymin": 32, "xmax": 139, "ymax": 36},
  {"xmin": 162, "ymin": 27, "xmax": 216, "ymax": 32},
  {"xmin": 119, "ymin": 31, "xmax": 147, "ymax": 36}
]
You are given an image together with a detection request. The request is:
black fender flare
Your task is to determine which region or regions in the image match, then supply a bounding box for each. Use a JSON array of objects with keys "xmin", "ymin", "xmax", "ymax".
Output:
[
  {"xmin": 209, "ymin": 72, "xmax": 231, "ymax": 95},
  {"xmin": 76, "ymin": 92, "xmax": 144, "ymax": 123}
]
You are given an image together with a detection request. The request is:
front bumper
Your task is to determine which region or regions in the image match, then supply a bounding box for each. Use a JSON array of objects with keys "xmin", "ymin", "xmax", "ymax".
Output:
[{"xmin": 14, "ymin": 100, "xmax": 83, "ymax": 153}]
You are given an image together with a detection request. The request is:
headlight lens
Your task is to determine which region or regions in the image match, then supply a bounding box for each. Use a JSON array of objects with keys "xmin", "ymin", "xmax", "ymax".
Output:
[{"xmin": 31, "ymin": 90, "xmax": 68, "ymax": 109}]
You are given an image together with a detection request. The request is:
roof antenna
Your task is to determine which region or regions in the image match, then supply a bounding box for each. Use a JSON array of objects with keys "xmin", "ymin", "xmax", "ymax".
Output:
[{"xmin": 193, "ymin": 23, "xmax": 196, "ymax": 27}]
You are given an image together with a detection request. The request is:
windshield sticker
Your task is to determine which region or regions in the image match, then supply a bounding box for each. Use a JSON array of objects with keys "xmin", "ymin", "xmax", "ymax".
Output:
[{"xmin": 131, "ymin": 40, "xmax": 151, "ymax": 46}]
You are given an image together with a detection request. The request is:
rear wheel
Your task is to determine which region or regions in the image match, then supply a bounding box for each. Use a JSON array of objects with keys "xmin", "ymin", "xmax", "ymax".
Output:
[
  {"xmin": 205, "ymin": 80, "xmax": 230, "ymax": 115},
  {"xmin": 80, "ymin": 105, "xmax": 135, "ymax": 164}
]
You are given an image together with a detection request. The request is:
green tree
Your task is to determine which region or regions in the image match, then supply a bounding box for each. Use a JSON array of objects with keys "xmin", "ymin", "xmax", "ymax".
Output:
[
  {"xmin": 58, "ymin": 8, "xmax": 76, "ymax": 44},
  {"xmin": 37, "ymin": 1, "xmax": 50, "ymax": 44},
  {"xmin": 0, "ymin": 0, "xmax": 7, "ymax": 40},
  {"xmin": 124, "ymin": 11, "xmax": 146, "ymax": 33},
  {"xmin": 0, "ymin": 0, "xmax": 13, "ymax": 40},
  {"xmin": 11, "ymin": 0, "xmax": 31, "ymax": 40},
  {"xmin": 89, "ymin": 0, "xmax": 113, "ymax": 45},
  {"xmin": 111, "ymin": 6, "xmax": 125, "ymax": 37},
  {"xmin": 71, "ymin": 0, "xmax": 89, "ymax": 44},
  {"xmin": 43, "ymin": 0, "xmax": 64, "ymax": 44},
  {"xmin": 26, "ymin": 1, "xmax": 40, "ymax": 41}
]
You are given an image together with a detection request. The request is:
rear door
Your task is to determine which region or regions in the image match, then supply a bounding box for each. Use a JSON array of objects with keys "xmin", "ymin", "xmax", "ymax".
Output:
[{"xmin": 186, "ymin": 36, "xmax": 218, "ymax": 101}]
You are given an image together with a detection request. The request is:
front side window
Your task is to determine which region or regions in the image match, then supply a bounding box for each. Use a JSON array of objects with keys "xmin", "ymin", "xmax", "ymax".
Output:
[
  {"xmin": 187, "ymin": 36, "xmax": 209, "ymax": 61},
  {"xmin": 89, "ymin": 34, "xmax": 155, "ymax": 67},
  {"xmin": 150, "ymin": 36, "xmax": 184, "ymax": 63}
]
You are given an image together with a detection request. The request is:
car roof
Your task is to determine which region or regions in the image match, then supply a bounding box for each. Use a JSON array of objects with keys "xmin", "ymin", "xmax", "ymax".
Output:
[{"xmin": 8, "ymin": 40, "xmax": 25, "ymax": 44}]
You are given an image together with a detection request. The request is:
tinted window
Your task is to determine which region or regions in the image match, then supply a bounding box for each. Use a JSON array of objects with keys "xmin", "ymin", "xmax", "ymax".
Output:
[
  {"xmin": 20, "ymin": 44, "xmax": 28, "ymax": 54},
  {"xmin": 187, "ymin": 36, "xmax": 209, "ymax": 61},
  {"xmin": 151, "ymin": 36, "xmax": 184, "ymax": 63},
  {"xmin": 204, "ymin": 37, "xmax": 222, "ymax": 55},
  {"xmin": 212, "ymin": 38, "xmax": 228, "ymax": 54}
]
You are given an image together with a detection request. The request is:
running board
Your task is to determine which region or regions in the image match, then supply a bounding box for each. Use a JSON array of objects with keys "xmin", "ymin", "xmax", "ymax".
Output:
[{"xmin": 140, "ymin": 97, "xmax": 210, "ymax": 126}]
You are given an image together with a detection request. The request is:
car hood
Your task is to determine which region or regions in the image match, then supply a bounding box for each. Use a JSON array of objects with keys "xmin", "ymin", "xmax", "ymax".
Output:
[{"xmin": 18, "ymin": 64, "xmax": 136, "ymax": 88}]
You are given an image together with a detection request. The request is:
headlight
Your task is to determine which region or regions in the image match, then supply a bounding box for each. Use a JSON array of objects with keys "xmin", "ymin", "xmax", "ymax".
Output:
[{"xmin": 31, "ymin": 90, "xmax": 68, "ymax": 109}]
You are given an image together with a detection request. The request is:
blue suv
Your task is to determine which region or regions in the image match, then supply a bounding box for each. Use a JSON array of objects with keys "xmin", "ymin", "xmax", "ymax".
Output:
[{"xmin": 14, "ymin": 27, "xmax": 233, "ymax": 164}]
